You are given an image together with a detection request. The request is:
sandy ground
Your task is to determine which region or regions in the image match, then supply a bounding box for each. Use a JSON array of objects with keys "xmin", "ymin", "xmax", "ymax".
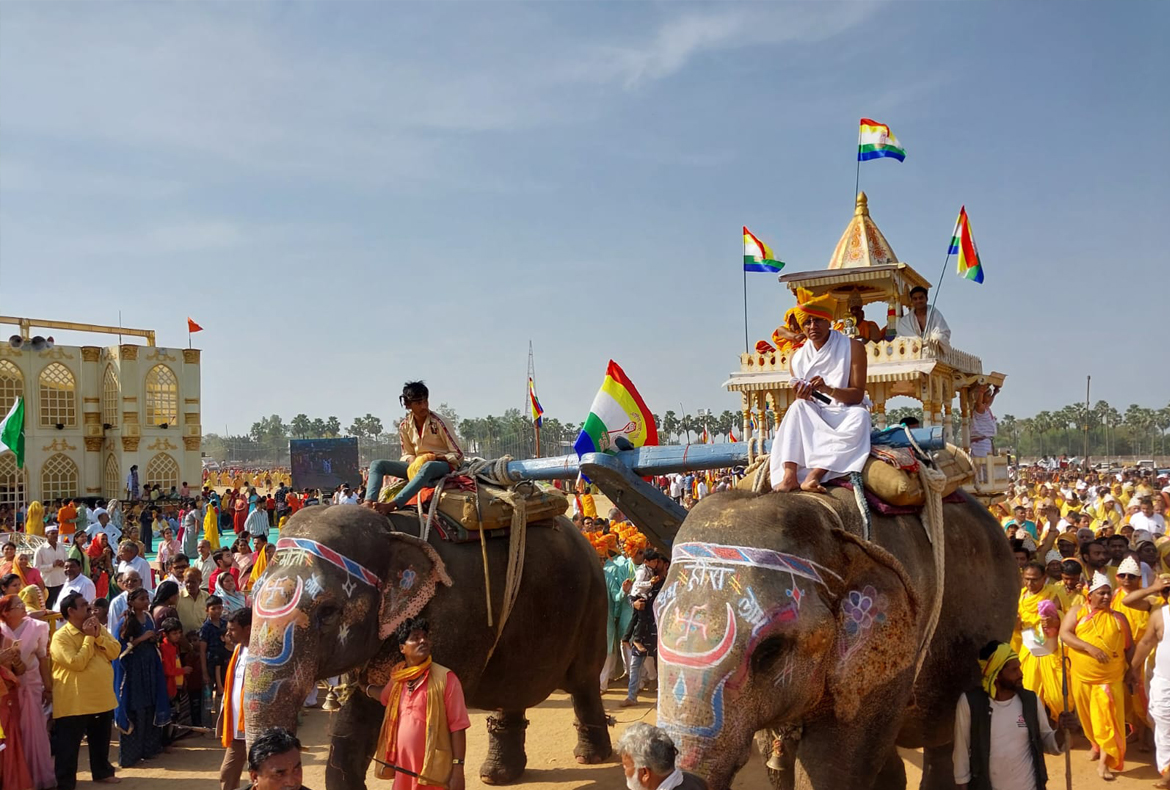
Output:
[{"xmin": 88, "ymin": 681, "xmax": 1161, "ymax": 789}]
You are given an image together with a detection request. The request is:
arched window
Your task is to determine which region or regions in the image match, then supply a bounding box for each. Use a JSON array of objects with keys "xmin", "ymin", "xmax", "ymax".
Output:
[
  {"xmin": 104, "ymin": 454, "xmax": 120, "ymax": 500},
  {"xmin": 0, "ymin": 361, "xmax": 21, "ymax": 417},
  {"xmin": 145, "ymin": 365, "xmax": 178, "ymax": 426},
  {"xmin": 39, "ymin": 363, "xmax": 77, "ymax": 427},
  {"xmin": 102, "ymin": 365, "xmax": 119, "ymax": 428},
  {"xmin": 0, "ymin": 452, "xmax": 25, "ymax": 511},
  {"xmin": 145, "ymin": 452, "xmax": 179, "ymax": 492},
  {"xmin": 41, "ymin": 453, "xmax": 79, "ymax": 501}
]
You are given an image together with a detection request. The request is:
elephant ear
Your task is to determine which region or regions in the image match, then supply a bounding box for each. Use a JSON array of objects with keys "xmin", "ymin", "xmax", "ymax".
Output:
[
  {"xmin": 826, "ymin": 530, "xmax": 920, "ymax": 722},
  {"xmin": 377, "ymin": 533, "xmax": 454, "ymax": 641}
]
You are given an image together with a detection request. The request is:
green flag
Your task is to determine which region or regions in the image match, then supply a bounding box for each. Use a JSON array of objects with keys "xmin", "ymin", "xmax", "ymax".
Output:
[{"xmin": 0, "ymin": 397, "xmax": 25, "ymax": 469}]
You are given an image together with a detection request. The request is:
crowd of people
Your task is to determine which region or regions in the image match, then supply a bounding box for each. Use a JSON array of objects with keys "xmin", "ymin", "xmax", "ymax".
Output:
[{"xmin": 986, "ymin": 464, "xmax": 1170, "ymax": 783}]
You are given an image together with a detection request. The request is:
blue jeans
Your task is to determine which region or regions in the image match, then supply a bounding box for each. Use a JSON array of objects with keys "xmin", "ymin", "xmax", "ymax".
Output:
[
  {"xmin": 626, "ymin": 649, "xmax": 651, "ymax": 701},
  {"xmin": 365, "ymin": 459, "xmax": 450, "ymax": 509}
]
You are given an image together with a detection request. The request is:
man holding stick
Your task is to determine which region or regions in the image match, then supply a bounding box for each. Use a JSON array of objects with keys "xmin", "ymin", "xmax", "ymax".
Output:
[{"xmin": 364, "ymin": 617, "xmax": 470, "ymax": 790}]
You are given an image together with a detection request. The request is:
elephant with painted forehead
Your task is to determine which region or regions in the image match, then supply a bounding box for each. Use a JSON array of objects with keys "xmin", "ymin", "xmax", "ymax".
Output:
[
  {"xmin": 656, "ymin": 488, "xmax": 1017, "ymax": 790},
  {"xmin": 244, "ymin": 505, "xmax": 612, "ymax": 789}
]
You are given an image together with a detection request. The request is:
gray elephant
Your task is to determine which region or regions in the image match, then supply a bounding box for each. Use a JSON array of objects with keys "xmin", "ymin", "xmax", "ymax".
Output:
[
  {"xmin": 243, "ymin": 505, "xmax": 612, "ymax": 789},
  {"xmin": 655, "ymin": 489, "xmax": 1017, "ymax": 790}
]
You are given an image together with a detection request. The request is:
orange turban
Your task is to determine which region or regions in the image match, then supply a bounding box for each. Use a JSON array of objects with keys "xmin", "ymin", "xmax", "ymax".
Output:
[{"xmin": 790, "ymin": 288, "xmax": 835, "ymax": 326}]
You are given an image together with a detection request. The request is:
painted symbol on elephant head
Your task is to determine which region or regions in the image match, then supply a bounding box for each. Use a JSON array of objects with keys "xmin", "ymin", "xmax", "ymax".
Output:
[
  {"xmin": 342, "ymin": 578, "xmax": 358, "ymax": 599},
  {"xmin": 658, "ymin": 601, "xmax": 737, "ymax": 668},
  {"xmin": 839, "ymin": 585, "xmax": 887, "ymax": 664},
  {"xmin": 304, "ymin": 573, "xmax": 325, "ymax": 600},
  {"xmin": 671, "ymin": 604, "xmax": 710, "ymax": 647},
  {"xmin": 253, "ymin": 576, "xmax": 310, "ymax": 667},
  {"xmin": 399, "ymin": 568, "xmax": 417, "ymax": 591}
]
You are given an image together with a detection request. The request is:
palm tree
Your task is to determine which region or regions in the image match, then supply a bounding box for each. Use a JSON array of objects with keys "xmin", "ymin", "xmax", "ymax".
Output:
[
  {"xmin": 1000, "ymin": 414, "xmax": 1018, "ymax": 452},
  {"xmin": 1033, "ymin": 411, "xmax": 1054, "ymax": 456},
  {"xmin": 680, "ymin": 414, "xmax": 696, "ymax": 444},
  {"xmin": 290, "ymin": 413, "xmax": 312, "ymax": 440},
  {"xmin": 662, "ymin": 411, "xmax": 679, "ymax": 444}
]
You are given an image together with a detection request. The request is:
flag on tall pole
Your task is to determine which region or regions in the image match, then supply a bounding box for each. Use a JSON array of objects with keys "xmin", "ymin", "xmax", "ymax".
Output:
[
  {"xmin": 573, "ymin": 361, "xmax": 658, "ymax": 456},
  {"xmin": 0, "ymin": 397, "xmax": 25, "ymax": 469},
  {"xmin": 858, "ymin": 118, "xmax": 906, "ymax": 162},
  {"xmin": 743, "ymin": 227, "xmax": 785, "ymax": 273},
  {"xmin": 187, "ymin": 318, "xmax": 203, "ymax": 333},
  {"xmin": 528, "ymin": 377, "xmax": 544, "ymax": 428},
  {"xmin": 949, "ymin": 206, "xmax": 984, "ymax": 284}
]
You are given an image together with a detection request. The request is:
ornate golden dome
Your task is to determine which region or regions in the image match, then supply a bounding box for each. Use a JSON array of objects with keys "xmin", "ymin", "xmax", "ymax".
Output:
[{"xmin": 826, "ymin": 192, "xmax": 900, "ymax": 270}]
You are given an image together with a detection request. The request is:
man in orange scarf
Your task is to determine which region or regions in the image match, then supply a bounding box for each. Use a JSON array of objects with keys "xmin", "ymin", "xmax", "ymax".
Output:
[
  {"xmin": 364, "ymin": 618, "xmax": 469, "ymax": 790},
  {"xmin": 218, "ymin": 608, "xmax": 253, "ymax": 790}
]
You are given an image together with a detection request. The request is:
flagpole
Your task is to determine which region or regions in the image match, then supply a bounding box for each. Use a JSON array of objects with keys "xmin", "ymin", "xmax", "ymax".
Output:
[
  {"xmin": 853, "ymin": 121, "xmax": 862, "ymax": 203},
  {"xmin": 925, "ymin": 212, "xmax": 961, "ymax": 343},
  {"xmin": 742, "ymin": 265, "xmax": 749, "ymax": 354}
]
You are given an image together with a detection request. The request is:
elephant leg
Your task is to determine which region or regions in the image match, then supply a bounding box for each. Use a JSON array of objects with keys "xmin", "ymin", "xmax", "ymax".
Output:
[
  {"xmin": 872, "ymin": 747, "xmax": 906, "ymax": 790},
  {"xmin": 568, "ymin": 677, "xmax": 612, "ymax": 764},
  {"xmin": 480, "ymin": 710, "xmax": 529, "ymax": 785},
  {"xmin": 917, "ymin": 743, "xmax": 955, "ymax": 790},
  {"xmin": 325, "ymin": 690, "xmax": 383, "ymax": 790}
]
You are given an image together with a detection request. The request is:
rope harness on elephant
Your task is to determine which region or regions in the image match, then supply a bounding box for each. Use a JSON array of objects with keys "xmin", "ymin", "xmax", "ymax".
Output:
[
  {"xmin": 899, "ymin": 425, "xmax": 947, "ymax": 682},
  {"xmin": 463, "ymin": 457, "xmax": 528, "ymax": 664}
]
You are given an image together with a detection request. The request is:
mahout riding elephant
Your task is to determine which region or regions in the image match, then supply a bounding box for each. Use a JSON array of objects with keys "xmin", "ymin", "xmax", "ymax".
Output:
[
  {"xmin": 243, "ymin": 505, "xmax": 612, "ymax": 789},
  {"xmin": 655, "ymin": 488, "xmax": 1017, "ymax": 790}
]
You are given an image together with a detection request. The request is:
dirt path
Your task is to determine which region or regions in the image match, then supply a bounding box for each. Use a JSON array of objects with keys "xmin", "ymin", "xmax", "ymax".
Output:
[{"xmin": 95, "ymin": 683, "xmax": 1159, "ymax": 788}]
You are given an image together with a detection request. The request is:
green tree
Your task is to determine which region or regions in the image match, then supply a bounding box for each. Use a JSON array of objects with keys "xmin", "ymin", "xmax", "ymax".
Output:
[
  {"xmin": 290, "ymin": 414, "xmax": 311, "ymax": 439},
  {"xmin": 662, "ymin": 411, "xmax": 679, "ymax": 444},
  {"xmin": 363, "ymin": 414, "xmax": 384, "ymax": 440},
  {"xmin": 309, "ymin": 418, "xmax": 326, "ymax": 438}
]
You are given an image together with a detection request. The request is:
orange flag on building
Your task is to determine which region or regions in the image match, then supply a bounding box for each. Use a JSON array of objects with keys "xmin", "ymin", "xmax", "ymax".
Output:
[{"xmin": 187, "ymin": 318, "xmax": 204, "ymax": 333}]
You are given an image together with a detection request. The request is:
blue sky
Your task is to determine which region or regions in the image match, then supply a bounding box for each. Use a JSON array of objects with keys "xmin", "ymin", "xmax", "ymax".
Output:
[{"xmin": 1, "ymin": 2, "xmax": 1166, "ymax": 435}]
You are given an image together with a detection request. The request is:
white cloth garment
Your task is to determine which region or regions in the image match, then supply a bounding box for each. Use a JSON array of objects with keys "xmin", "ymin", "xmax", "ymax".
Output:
[
  {"xmin": 770, "ymin": 330, "xmax": 871, "ymax": 483},
  {"xmin": 896, "ymin": 307, "xmax": 951, "ymax": 348},
  {"xmin": 952, "ymin": 692, "xmax": 1058, "ymax": 789},
  {"xmin": 34, "ymin": 541, "xmax": 69, "ymax": 588},
  {"xmin": 58, "ymin": 573, "xmax": 96, "ymax": 602},
  {"xmin": 1131, "ymin": 512, "xmax": 1167, "ymax": 537},
  {"xmin": 117, "ymin": 556, "xmax": 155, "ymax": 594},
  {"xmin": 1150, "ymin": 614, "xmax": 1170, "ymax": 773},
  {"xmin": 85, "ymin": 518, "xmax": 122, "ymax": 546},
  {"xmin": 970, "ymin": 408, "xmax": 997, "ymax": 458}
]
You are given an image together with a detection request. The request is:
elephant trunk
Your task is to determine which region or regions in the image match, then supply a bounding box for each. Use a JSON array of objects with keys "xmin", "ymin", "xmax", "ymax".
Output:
[
  {"xmin": 659, "ymin": 724, "xmax": 748, "ymax": 790},
  {"xmin": 243, "ymin": 638, "xmax": 318, "ymax": 744}
]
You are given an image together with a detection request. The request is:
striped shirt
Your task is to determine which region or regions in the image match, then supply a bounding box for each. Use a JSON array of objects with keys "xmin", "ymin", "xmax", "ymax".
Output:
[{"xmin": 244, "ymin": 508, "xmax": 270, "ymax": 538}]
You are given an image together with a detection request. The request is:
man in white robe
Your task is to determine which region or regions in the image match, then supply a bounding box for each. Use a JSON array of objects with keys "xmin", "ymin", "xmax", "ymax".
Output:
[
  {"xmin": 770, "ymin": 290, "xmax": 871, "ymax": 493},
  {"xmin": 896, "ymin": 285, "xmax": 951, "ymax": 349}
]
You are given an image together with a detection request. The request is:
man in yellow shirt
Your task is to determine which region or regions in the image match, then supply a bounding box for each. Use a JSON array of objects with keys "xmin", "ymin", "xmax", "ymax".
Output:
[{"xmin": 50, "ymin": 591, "xmax": 121, "ymax": 789}]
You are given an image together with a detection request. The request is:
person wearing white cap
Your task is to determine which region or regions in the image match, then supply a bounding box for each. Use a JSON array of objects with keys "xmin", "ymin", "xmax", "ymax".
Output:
[
  {"xmin": 34, "ymin": 524, "xmax": 69, "ymax": 608},
  {"xmin": 1114, "ymin": 555, "xmax": 1155, "ymax": 749},
  {"xmin": 1043, "ymin": 549, "xmax": 1063, "ymax": 583},
  {"xmin": 1129, "ymin": 576, "xmax": 1170, "ymax": 787},
  {"xmin": 1060, "ymin": 570, "xmax": 1133, "ymax": 780}
]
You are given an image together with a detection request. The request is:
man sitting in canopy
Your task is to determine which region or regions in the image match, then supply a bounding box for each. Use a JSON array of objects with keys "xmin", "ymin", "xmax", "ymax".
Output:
[
  {"xmin": 365, "ymin": 381, "xmax": 464, "ymax": 513},
  {"xmin": 838, "ymin": 290, "xmax": 884, "ymax": 343},
  {"xmin": 896, "ymin": 285, "xmax": 951, "ymax": 349},
  {"xmin": 770, "ymin": 290, "xmax": 871, "ymax": 494}
]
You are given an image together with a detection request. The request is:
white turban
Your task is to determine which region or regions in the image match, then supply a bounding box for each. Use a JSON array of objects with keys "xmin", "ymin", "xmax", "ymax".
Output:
[
  {"xmin": 1044, "ymin": 549, "xmax": 1063, "ymax": 565},
  {"xmin": 1089, "ymin": 571, "xmax": 1112, "ymax": 593}
]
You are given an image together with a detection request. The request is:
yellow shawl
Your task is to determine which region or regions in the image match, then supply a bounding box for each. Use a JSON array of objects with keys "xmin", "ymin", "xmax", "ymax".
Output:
[{"xmin": 374, "ymin": 658, "xmax": 454, "ymax": 786}]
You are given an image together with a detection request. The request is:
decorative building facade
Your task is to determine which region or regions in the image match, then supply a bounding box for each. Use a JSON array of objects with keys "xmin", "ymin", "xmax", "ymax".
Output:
[{"xmin": 0, "ymin": 318, "xmax": 202, "ymax": 507}]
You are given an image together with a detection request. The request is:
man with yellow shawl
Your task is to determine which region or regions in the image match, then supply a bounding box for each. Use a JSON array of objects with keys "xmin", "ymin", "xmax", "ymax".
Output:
[
  {"xmin": 364, "ymin": 618, "xmax": 469, "ymax": 790},
  {"xmin": 1017, "ymin": 561, "xmax": 1065, "ymax": 720},
  {"xmin": 1060, "ymin": 571, "xmax": 1134, "ymax": 780}
]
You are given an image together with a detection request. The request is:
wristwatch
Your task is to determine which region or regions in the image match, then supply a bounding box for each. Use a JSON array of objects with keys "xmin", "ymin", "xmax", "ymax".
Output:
[{"xmin": 452, "ymin": 759, "xmax": 465, "ymax": 765}]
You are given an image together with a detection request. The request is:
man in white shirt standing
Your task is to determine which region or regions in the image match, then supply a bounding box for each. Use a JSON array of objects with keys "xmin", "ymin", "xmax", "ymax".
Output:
[
  {"xmin": 953, "ymin": 640, "xmax": 1070, "ymax": 790},
  {"xmin": 115, "ymin": 541, "xmax": 155, "ymax": 594},
  {"xmin": 59, "ymin": 556, "xmax": 97, "ymax": 603},
  {"xmin": 85, "ymin": 509, "xmax": 122, "ymax": 546},
  {"xmin": 1131, "ymin": 497, "xmax": 1167, "ymax": 537},
  {"xmin": 336, "ymin": 484, "xmax": 358, "ymax": 505},
  {"xmin": 35, "ymin": 524, "xmax": 70, "ymax": 608},
  {"xmin": 896, "ymin": 286, "xmax": 951, "ymax": 350}
]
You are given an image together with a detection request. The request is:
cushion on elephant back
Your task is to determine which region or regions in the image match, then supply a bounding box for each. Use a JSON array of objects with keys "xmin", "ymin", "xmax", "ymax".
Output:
[
  {"xmin": 862, "ymin": 444, "xmax": 974, "ymax": 507},
  {"xmin": 438, "ymin": 483, "xmax": 568, "ymax": 531}
]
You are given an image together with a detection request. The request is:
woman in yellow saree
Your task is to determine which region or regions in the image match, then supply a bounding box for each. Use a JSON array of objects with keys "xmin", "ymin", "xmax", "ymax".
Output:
[{"xmin": 1061, "ymin": 570, "xmax": 1134, "ymax": 780}]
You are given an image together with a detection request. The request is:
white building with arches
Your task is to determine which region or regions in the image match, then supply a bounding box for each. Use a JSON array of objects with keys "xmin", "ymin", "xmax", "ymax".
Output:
[{"xmin": 0, "ymin": 317, "xmax": 202, "ymax": 507}]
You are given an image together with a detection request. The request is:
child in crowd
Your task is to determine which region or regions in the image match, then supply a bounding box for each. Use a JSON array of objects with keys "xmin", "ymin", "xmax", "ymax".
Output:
[
  {"xmin": 160, "ymin": 617, "xmax": 194, "ymax": 742},
  {"xmin": 200, "ymin": 595, "xmax": 229, "ymax": 696}
]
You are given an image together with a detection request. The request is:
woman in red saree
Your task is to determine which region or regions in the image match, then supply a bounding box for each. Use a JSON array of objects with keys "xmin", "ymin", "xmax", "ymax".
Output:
[{"xmin": 0, "ymin": 632, "xmax": 33, "ymax": 790}]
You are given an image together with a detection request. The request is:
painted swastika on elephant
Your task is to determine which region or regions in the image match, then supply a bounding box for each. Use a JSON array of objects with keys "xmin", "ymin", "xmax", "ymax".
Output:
[
  {"xmin": 671, "ymin": 604, "xmax": 710, "ymax": 646},
  {"xmin": 658, "ymin": 601, "xmax": 737, "ymax": 668}
]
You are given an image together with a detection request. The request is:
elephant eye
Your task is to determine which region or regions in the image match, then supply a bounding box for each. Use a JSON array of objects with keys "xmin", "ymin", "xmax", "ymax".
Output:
[
  {"xmin": 316, "ymin": 602, "xmax": 341, "ymax": 625},
  {"xmin": 751, "ymin": 635, "xmax": 792, "ymax": 675}
]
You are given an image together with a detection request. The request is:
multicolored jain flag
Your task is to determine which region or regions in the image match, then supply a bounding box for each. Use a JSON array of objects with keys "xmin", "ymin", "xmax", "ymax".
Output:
[
  {"xmin": 858, "ymin": 118, "xmax": 906, "ymax": 162},
  {"xmin": 573, "ymin": 361, "xmax": 658, "ymax": 456},
  {"xmin": 0, "ymin": 397, "xmax": 25, "ymax": 468},
  {"xmin": 743, "ymin": 227, "xmax": 784, "ymax": 273},
  {"xmin": 528, "ymin": 377, "xmax": 544, "ymax": 427},
  {"xmin": 949, "ymin": 206, "xmax": 984, "ymax": 284}
]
